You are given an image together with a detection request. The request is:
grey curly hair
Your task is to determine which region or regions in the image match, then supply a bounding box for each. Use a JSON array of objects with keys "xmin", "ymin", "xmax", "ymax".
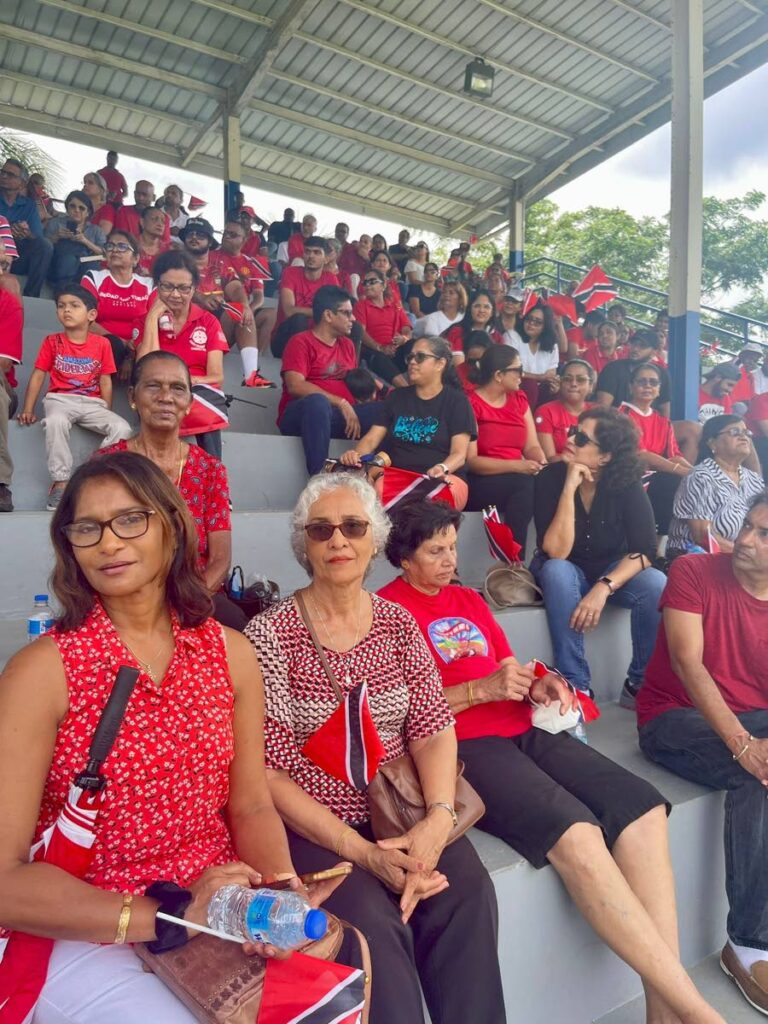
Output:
[{"xmin": 291, "ymin": 473, "xmax": 391, "ymax": 576}]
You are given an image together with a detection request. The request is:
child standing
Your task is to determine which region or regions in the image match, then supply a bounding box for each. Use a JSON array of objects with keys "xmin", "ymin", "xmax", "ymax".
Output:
[{"xmin": 18, "ymin": 284, "xmax": 131, "ymax": 509}]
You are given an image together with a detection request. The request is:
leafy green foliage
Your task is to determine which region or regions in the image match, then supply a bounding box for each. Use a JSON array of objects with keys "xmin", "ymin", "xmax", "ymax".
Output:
[{"xmin": 0, "ymin": 129, "xmax": 64, "ymax": 195}]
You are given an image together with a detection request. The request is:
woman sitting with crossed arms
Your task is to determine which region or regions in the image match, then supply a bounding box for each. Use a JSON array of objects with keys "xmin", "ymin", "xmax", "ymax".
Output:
[{"xmin": 379, "ymin": 499, "xmax": 725, "ymax": 1024}]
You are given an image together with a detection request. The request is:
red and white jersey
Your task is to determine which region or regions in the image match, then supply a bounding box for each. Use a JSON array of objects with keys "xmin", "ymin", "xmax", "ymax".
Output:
[{"xmin": 81, "ymin": 269, "xmax": 153, "ymax": 342}]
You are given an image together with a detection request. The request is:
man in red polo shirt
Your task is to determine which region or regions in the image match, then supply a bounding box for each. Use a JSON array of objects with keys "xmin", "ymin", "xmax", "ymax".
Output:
[
  {"xmin": 271, "ymin": 237, "xmax": 340, "ymax": 359},
  {"xmin": 114, "ymin": 180, "xmax": 171, "ymax": 247},
  {"xmin": 279, "ymin": 285, "xmax": 380, "ymax": 475},
  {"xmin": 277, "ymin": 213, "xmax": 317, "ymax": 266},
  {"xmin": 636, "ymin": 494, "xmax": 768, "ymax": 1014}
]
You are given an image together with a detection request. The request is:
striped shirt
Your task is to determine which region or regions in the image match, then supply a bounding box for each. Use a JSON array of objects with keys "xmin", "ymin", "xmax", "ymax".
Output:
[{"xmin": 668, "ymin": 458, "xmax": 764, "ymax": 550}]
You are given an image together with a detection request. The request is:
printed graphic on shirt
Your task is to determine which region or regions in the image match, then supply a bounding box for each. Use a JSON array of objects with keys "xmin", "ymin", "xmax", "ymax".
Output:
[
  {"xmin": 54, "ymin": 352, "xmax": 102, "ymax": 394},
  {"xmin": 189, "ymin": 326, "xmax": 209, "ymax": 351},
  {"xmin": 428, "ymin": 617, "xmax": 488, "ymax": 663},
  {"xmin": 393, "ymin": 415, "xmax": 439, "ymax": 445}
]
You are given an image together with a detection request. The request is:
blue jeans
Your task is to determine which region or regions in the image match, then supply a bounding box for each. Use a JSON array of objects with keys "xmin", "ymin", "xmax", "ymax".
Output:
[
  {"xmin": 279, "ymin": 393, "xmax": 380, "ymax": 475},
  {"xmin": 530, "ymin": 556, "xmax": 666, "ymax": 692},
  {"xmin": 640, "ymin": 708, "xmax": 768, "ymax": 948}
]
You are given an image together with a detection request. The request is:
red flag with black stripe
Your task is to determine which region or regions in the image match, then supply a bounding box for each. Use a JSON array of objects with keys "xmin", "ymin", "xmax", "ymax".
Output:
[
  {"xmin": 573, "ymin": 266, "xmax": 617, "ymax": 313},
  {"xmin": 180, "ymin": 384, "xmax": 229, "ymax": 437},
  {"xmin": 257, "ymin": 952, "xmax": 366, "ymax": 1024},
  {"xmin": 378, "ymin": 467, "xmax": 455, "ymax": 512},
  {"xmin": 301, "ymin": 681, "xmax": 386, "ymax": 790},
  {"xmin": 545, "ymin": 293, "xmax": 578, "ymax": 321},
  {"xmin": 521, "ymin": 288, "xmax": 539, "ymax": 317}
]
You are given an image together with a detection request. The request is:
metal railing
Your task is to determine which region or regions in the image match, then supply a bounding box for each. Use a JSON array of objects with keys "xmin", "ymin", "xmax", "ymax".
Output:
[{"xmin": 522, "ymin": 256, "xmax": 768, "ymax": 360}]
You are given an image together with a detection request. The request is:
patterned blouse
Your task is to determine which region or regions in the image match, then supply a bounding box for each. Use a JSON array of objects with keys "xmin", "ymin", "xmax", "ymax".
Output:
[
  {"xmin": 101, "ymin": 441, "xmax": 231, "ymax": 567},
  {"xmin": 669, "ymin": 458, "xmax": 764, "ymax": 550},
  {"xmin": 245, "ymin": 595, "xmax": 455, "ymax": 825},
  {"xmin": 35, "ymin": 601, "xmax": 236, "ymax": 893}
]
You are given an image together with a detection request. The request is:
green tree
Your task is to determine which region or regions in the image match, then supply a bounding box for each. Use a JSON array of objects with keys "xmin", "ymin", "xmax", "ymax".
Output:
[
  {"xmin": 0, "ymin": 129, "xmax": 63, "ymax": 194},
  {"xmin": 699, "ymin": 191, "xmax": 768, "ymax": 295}
]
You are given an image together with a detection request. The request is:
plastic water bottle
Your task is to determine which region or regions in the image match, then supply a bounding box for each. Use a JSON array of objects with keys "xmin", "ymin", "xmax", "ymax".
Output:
[
  {"xmin": 207, "ymin": 886, "xmax": 327, "ymax": 949},
  {"xmin": 568, "ymin": 718, "xmax": 588, "ymax": 744},
  {"xmin": 27, "ymin": 595, "xmax": 54, "ymax": 643}
]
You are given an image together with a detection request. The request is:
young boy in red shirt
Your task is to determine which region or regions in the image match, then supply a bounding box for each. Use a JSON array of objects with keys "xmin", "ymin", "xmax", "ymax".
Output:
[{"xmin": 18, "ymin": 284, "xmax": 131, "ymax": 510}]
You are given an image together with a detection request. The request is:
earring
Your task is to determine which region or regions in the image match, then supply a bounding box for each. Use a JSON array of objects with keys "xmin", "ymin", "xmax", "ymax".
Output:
[{"xmin": 130, "ymin": 404, "xmax": 136, "ymax": 410}]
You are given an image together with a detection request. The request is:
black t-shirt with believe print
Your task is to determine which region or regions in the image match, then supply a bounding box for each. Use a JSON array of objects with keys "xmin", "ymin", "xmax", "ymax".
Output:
[{"xmin": 374, "ymin": 385, "xmax": 476, "ymax": 474}]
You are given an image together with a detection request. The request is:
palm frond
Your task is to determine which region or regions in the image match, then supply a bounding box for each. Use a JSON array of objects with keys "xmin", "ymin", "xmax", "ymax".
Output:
[{"xmin": 0, "ymin": 129, "xmax": 64, "ymax": 194}]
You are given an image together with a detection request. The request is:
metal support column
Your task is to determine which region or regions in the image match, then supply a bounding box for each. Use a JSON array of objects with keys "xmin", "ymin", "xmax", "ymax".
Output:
[
  {"xmin": 507, "ymin": 186, "xmax": 525, "ymax": 278},
  {"xmin": 668, "ymin": 0, "xmax": 704, "ymax": 421},
  {"xmin": 223, "ymin": 112, "xmax": 241, "ymax": 219}
]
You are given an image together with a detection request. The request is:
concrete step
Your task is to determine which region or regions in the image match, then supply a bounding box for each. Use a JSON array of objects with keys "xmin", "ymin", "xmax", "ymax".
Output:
[{"xmin": 595, "ymin": 952, "xmax": 753, "ymax": 1023}]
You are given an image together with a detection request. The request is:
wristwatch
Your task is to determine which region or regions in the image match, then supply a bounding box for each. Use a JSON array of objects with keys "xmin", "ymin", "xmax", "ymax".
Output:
[
  {"xmin": 428, "ymin": 802, "xmax": 458, "ymax": 827},
  {"xmin": 597, "ymin": 575, "xmax": 616, "ymax": 595}
]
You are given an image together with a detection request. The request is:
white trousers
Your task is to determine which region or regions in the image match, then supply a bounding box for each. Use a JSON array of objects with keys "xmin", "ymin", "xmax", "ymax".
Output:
[
  {"xmin": 0, "ymin": 938, "xmax": 198, "ymax": 1024},
  {"xmin": 42, "ymin": 393, "xmax": 132, "ymax": 481}
]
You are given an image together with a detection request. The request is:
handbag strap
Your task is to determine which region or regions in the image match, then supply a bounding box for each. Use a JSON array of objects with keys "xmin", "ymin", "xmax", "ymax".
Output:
[{"xmin": 294, "ymin": 590, "xmax": 345, "ymax": 705}]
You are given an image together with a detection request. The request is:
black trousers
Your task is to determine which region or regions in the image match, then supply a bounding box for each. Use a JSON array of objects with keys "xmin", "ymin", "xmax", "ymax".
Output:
[
  {"xmin": 361, "ymin": 347, "xmax": 403, "ymax": 384},
  {"xmin": 466, "ymin": 472, "xmax": 535, "ymax": 559},
  {"xmin": 646, "ymin": 471, "xmax": 681, "ymax": 535},
  {"xmin": 286, "ymin": 827, "xmax": 505, "ymax": 1024},
  {"xmin": 11, "ymin": 235, "xmax": 53, "ymax": 297}
]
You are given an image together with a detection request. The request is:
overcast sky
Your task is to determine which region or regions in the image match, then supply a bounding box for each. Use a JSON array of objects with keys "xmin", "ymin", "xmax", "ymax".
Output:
[{"xmin": 11, "ymin": 59, "xmax": 768, "ymax": 243}]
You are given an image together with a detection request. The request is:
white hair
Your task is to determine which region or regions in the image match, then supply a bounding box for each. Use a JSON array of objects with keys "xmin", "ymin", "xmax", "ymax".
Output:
[{"xmin": 291, "ymin": 473, "xmax": 391, "ymax": 576}]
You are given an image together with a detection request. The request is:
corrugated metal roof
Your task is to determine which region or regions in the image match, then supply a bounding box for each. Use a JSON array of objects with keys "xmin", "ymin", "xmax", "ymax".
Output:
[{"xmin": 0, "ymin": 0, "xmax": 766, "ymax": 236}]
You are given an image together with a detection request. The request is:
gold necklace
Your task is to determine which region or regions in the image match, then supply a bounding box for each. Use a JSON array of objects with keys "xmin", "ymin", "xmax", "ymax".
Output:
[
  {"xmin": 119, "ymin": 632, "xmax": 173, "ymax": 683},
  {"xmin": 310, "ymin": 591, "xmax": 364, "ymax": 689},
  {"xmin": 136, "ymin": 437, "xmax": 185, "ymax": 486}
]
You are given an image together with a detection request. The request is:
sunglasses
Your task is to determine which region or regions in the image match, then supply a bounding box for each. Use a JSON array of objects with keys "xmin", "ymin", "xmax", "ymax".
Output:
[
  {"xmin": 304, "ymin": 519, "xmax": 370, "ymax": 542},
  {"xmin": 501, "ymin": 366, "xmax": 524, "ymax": 376},
  {"xmin": 525, "ymin": 317, "xmax": 545, "ymax": 325},
  {"xmin": 405, "ymin": 352, "xmax": 439, "ymax": 364},
  {"xmin": 363, "ymin": 277, "xmax": 380, "ymax": 286},
  {"xmin": 633, "ymin": 377, "xmax": 660, "ymax": 387},
  {"xmin": 569, "ymin": 428, "xmax": 600, "ymax": 448}
]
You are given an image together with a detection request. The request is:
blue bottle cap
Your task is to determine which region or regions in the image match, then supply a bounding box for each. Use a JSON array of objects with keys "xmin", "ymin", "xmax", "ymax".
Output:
[
  {"xmin": 34, "ymin": 594, "xmax": 48, "ymax": 602},
  {"xmin": 303, "ymin": 909, "xmax": 327, "ymax": 940}
]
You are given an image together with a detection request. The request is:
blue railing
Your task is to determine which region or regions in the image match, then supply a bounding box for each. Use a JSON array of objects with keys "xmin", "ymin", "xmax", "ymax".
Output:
[{"xmin": 522, "ymin": 256, "xmax": 768, "ymax": 360}]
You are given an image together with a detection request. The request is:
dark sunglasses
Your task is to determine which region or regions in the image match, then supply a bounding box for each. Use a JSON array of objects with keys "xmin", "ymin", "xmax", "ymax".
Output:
[
  {"xmin": 304, "ymin": 519, "xmax": 370, "ymax": 542},
  {"xmin": 405, "ymin": 352, "xmax": 439, "ymax": 365},
  {"xmin": 501, "ymin": 366, "xmax": 524, "ymax": 376},
  {"xmin": 363, "ymin": 277, "xmax": 380, "ymax": 286},
  {"xmin": 633, "ymin": 376, "xmax": 660, "ymax": 387},
  {"xmin": 568, "ymin": 427, "xmax": 600, "ymax": 448}
]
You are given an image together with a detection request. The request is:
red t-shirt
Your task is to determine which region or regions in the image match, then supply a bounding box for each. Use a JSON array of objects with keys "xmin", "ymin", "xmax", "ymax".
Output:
[
  {"xmin": 278, "ymin": 329, "xmax": 356, "ymax": 422},
  {"xmin": 619, "ymin": 403, "xmax": 680, "ymax": 457},
  {"xmin": 732, "ymin": 365, "xmax": 756, "ymax": 404},
  {"xmin": 98, "ymin": 166, "xmax": 128, "ymax": 204},
  {"xmin": 81, "ymin": 269, "xmax": 152, "ymax": 341},
  {"xmin": 136, "ymin": 305, "xmax": 228, "ymax": 378},
  {"xmin": 34, "ymin": 333, "xmax": 116, "ymax": 396},
  {"xmin": 699, "ymin": 386, "xmax": 733, "ymax": 422},
  {"xmin": 273, "ymin": 267, "xmax": 340, "ymax": 338},
  {"xmin": 114, "ymin": 205, "xmax": 171, "ymax": 247},
  {"xmin": 241, "ymin": 231, "xmax": 265, "ymax": 258},
  {"xmin": 0, "ymin": 287, "xmax": 23, "ymax": 388},
  {"xmin": 534, "ymin": 400, "xmax": 585, "ymax": 454},
  {"xmin": 89, "ymin": 202, "xmax": 116, "ymax": 229},
  {"xmin": 354, "ymin": 297, "xmax": 411, "ymax": 347},
  {"xmin": 136, "ymin": 241, "xmax": 170, "ymax": 278},
  {"xmin": 287, "ymin": 232, "xmax": 306, "ymax": 263},
  {"xmin": 581, "ymin": 340, "xmax": 629, "ymax": 375},
  {"xmin": 746, "ymin": 391, "xmax": 768, "ymax": 435},
  {"xmin": 377, "ymin": 577, "xmax": 532, "ymax": 741},
  {"xmin": 637, "ymin": 554, "xmax": 768, "ymax": 726},
  {"xmin": 445, "ymin": 324, "xmax": 503, "ymax": 353},
  {"xmin": 566, "ymin": 326, "xmax": 585, "ymax": 350},
  {"xmin": 456, "ymin": 361, "xmax": 477, "ymax": 395},
  {"xmin": 469, "ymin": 389, "xmax": 529, "ymax": 459},
  {"xmin": 222, "ymin": 252, "xmax": 266, "ymax": 296}
]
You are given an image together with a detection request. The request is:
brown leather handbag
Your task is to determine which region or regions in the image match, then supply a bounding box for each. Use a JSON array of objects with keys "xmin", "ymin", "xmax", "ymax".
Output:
[
  {"xmin": 295, "ymin": 592, "xmax": 485, "ymax": 845},
  {"xmin": 135, "ymin": 914, "xmax": 371, "ymax": 1024}
]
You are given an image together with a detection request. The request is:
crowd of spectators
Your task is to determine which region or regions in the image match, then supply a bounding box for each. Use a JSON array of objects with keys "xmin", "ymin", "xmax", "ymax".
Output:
[{"xmin": 2, "ymin": 146, "xmax": 768, "ymax": 1022}]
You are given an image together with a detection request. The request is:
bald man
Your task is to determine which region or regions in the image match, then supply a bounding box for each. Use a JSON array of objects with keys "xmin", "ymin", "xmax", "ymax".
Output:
[{"xmin": 114, "ymin": 180, "xmax": 170, "ymax": 246}]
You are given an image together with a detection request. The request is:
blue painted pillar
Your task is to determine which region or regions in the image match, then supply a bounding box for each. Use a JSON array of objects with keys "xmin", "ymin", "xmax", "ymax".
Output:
[
  {"xmin": 223, "ymin": 113, "xmax": 241, "ymax": 220},
  {"xmin": 507, "ymin": 187, "xmax": 525, "ymax": 278},
  {"xmin": 668, "ymin": 0, "xmax": 703, "ymax": 421}
]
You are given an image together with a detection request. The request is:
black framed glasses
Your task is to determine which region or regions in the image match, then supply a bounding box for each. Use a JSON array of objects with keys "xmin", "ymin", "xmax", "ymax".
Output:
[
  {"xmin": 405, "ymin": 351, "xmax": 439, "ymax": 365},
  {"xmin": 501, "ymin": 366, "xmax": 524, "ymax": 376},
  {"xmin": 158, "ymin": 282, "xmax": 193, "ymax": 295},
  {"xmin": 362, "ymin": 277, "xmax": 380, "ymax": 286},
  {"xmin": 568, "ymin": 428, "xmax": 600, "ymax": 448},
  {"xmin": 104, "ymin": 242, "xmax": 134, "ymax": 254},
  {"xmin": 62, "ymin": 510, "xmax": 156, "ymax": 548},
  {"xmin": 717, "ymin": 427, "xmax": 752, "ymax": 439},
  {"xmin": 304, "ymin": 519, "xmax": 370, "ymax": 542}
]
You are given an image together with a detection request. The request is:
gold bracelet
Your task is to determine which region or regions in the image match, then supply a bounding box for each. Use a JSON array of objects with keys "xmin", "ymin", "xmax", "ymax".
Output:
[
  {"xmin": 467, "ymin": 680, "xmax": 475, "ymax": 707},
  {"xmin": 114, "ymin": 893, "xmax": 133, "ymax": 944},
  {"xmin": 732, "ymin": 736, "xmax": 755, "ymax": 761},
  {"xmin": 336, "ymin": 826, "xmax": 355, "ymax": 857}
]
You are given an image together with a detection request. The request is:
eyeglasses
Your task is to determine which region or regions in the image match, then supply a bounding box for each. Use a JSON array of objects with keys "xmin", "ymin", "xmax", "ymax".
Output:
[
  {"xmin": 525, "ymin": 317, "xmax": 545, "ymax": 326},
  {"xmin": 501, "ymin": 366, "xmax": 524, "ymax": 376},
  {"xmin": 569, "ymin": 428, "xmax": 600, "ymax": 448},
  {"xmin": 158, "ymin": 282, "xmax": 194, "ymax": 295},
  {"xmin": 633, "ymin": 377, "xmax": 660, "ymax": 387},
  {"xmin": 0, "ymin": 168, "xmax": 21, "ymax": 179},
  {"xmin": 562, "ymin": 375, "xmax": 591, "ymax": 385},
  {"xmin": 405, "ymin": 352, "xmax": 439, "ymax": 364},
  {"xmin": 62, "ymin": 509, "xmax": 156, "ymax": 548},
  {"xmin": 104, "ymin": 242, "xmax": 134, "ymax": 253},
  {"xmin": 304, "ymin": 519, "xmax": 370, "ymax": 542},
  {"xmin": 333, "ymin": 307, "xmax": 355, "ymax": 318},
  {"xmin": 362, "ymin": 278, "xmax": 380, "ymax": 286},
  {"xmin": 717, "ymin": 427, "xmax": 752, "ymax": 439}
]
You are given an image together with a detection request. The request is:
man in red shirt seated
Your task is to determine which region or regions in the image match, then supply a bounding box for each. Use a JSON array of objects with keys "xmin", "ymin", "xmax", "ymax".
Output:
[
  {"xmin": 699, "ymin": 363, "xmax": 740, "ymax": 422},
  {"xmin": 278, "ymin": 285, "xmax": 380, "ymax": 474},
  {"xmin": 276, "ymin": 213, "xmax": 317, "ymax": 267},
  {"xmin": 636, "ymin": 495, "xmax": 768, "ymax": 1014},
  {"xmin": 0, "ymin": 241, "xmax": 22, "ymax": 511},
  {"xmin": 114, "ymin": 180, "xmax": 170, "ymax": 246},
  {"xmin": 270, "ymin": 237, "xmax": 340, "ymax": 359},
  {"xmin": 97, "ymin": 150, "xmax": 128, "ymax": 206}
]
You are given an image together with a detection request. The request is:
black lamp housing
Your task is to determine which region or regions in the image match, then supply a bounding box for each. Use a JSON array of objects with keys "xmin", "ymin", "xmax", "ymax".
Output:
[{"xmin": 464, "ymin": 57, "xmax": 495, "ymax": 98}]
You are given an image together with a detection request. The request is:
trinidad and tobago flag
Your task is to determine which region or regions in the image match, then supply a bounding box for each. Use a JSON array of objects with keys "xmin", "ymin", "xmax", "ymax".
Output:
[
  {"xmin": 180, "ymin": 384, "xmax": 229, "ymax": 437},
  {"xmin": 378, "ymin": 466, "xmax": 455, "ymax": 512},
  {"xmin": 521, "ymin": 288, "xmax": 540, "ymax": 317},
  {"xmin": 187, "ymin": 195, "xmax": 207, "ymax": 211},
  {"xmin": 482, "ymin": 505, "xmax": 522, "ymax": 564},
  {"xmin": 302, "ymin": 681, "xmax": 386, "ymax": 790},
  {"xmin": 257, "ymin": 952, "xmax": 366, "ymax": 1024},
  {"xmin": 221, "ymin": 300, "xmax": 246, "ymax": 323},
  {"xmin": 573, "ymin": 265, "xmax": 618, "ymax": 313},
  {"xmin": 544, "ymin": 293, "xmax": 578, "ymax": 322}
]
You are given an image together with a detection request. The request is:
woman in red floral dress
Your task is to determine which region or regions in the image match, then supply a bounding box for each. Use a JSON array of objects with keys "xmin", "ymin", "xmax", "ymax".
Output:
[{"xmin": 0, "ymin": 452, "xmax": 342, "ymax": 1023}]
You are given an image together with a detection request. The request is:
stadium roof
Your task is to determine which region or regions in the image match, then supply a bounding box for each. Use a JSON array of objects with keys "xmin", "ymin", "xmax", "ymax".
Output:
[{"xmin": 1, "ymin": 0, "xmax": 767, "ymax": 238}]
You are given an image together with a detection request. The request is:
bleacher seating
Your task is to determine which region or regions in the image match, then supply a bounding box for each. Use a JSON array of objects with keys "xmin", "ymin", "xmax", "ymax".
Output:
[{"xmin": 0, "ymin": 297, "xmax": 740, "ymax": 1021}]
